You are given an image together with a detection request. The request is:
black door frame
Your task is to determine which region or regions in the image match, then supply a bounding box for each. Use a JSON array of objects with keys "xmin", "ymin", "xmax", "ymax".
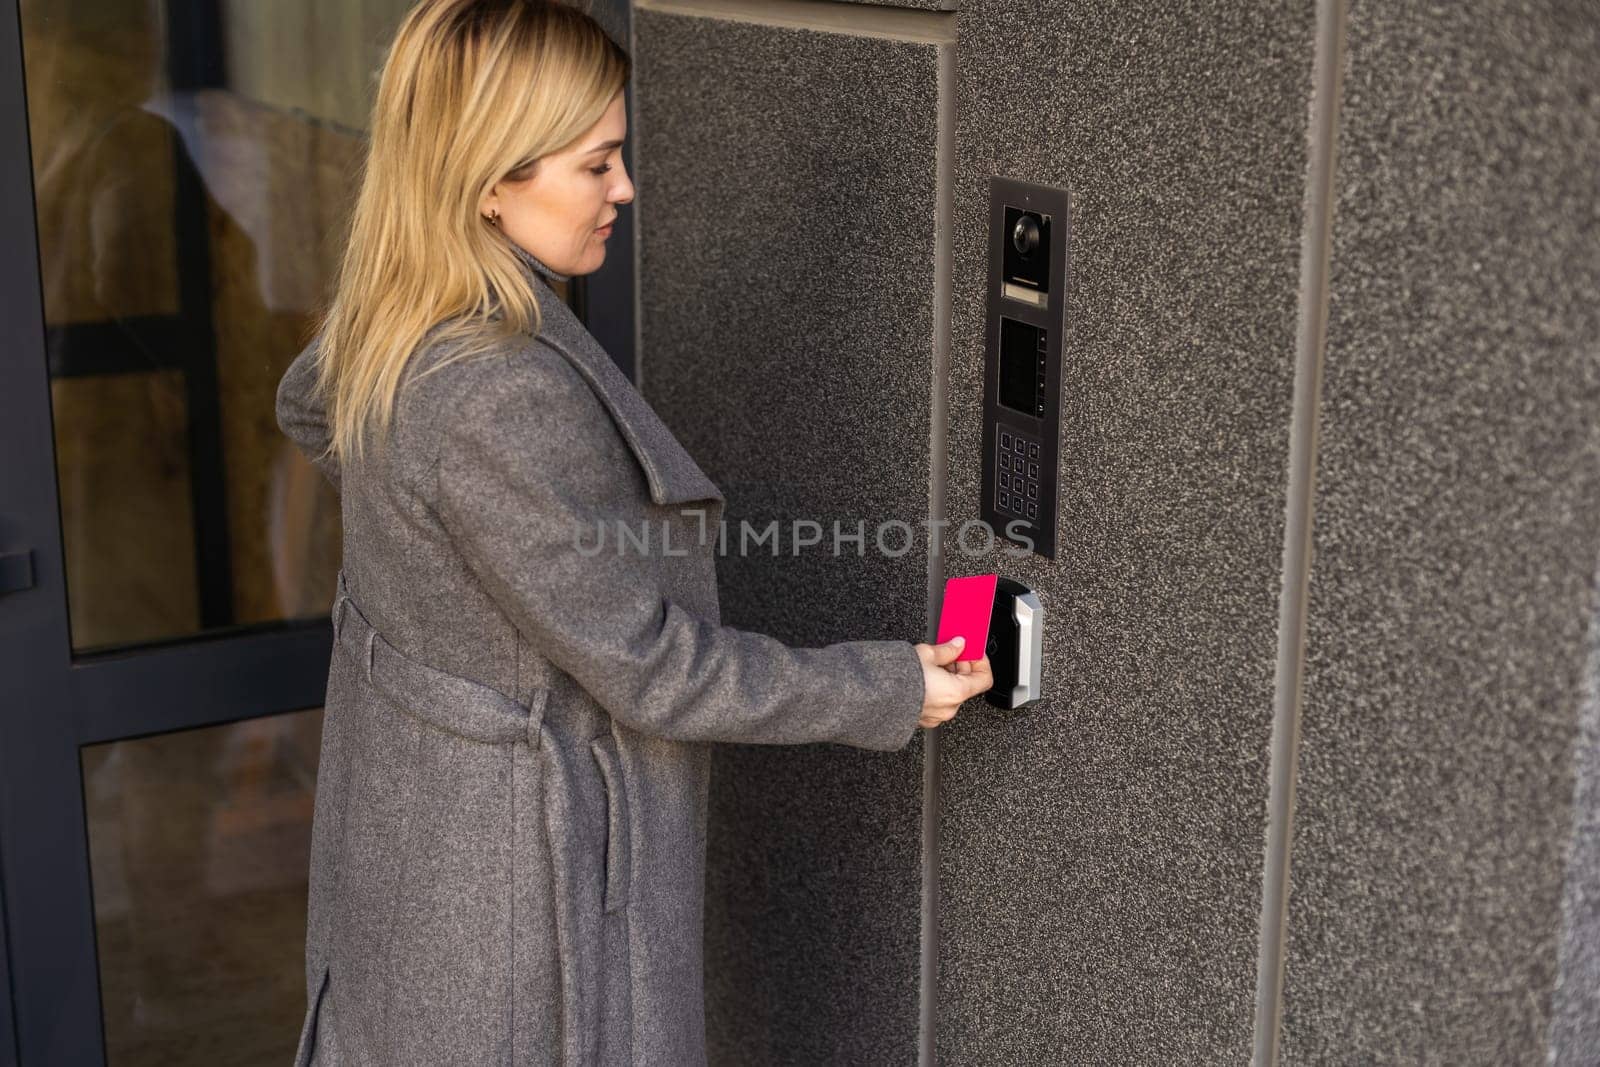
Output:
[{"xmin": 572, "ymin": 1, "xmax": 638, "ymax": 386}]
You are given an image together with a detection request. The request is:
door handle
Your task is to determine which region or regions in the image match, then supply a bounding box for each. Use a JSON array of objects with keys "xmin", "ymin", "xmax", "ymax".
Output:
[{"xmin": 0, "ymin": 549, "xmax": 35, "ymax": 596}]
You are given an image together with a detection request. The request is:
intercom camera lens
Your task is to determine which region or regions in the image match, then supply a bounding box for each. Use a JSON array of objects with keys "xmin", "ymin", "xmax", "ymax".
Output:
[{"xmin": 1011, "ymin": 215, "xmax": 1041, "ymax": 257}]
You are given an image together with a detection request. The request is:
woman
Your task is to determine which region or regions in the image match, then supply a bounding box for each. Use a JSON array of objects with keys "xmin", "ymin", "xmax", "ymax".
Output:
[{"xmin": 275, "ymin": 2, "xmax": 993, "ymax": 1064}]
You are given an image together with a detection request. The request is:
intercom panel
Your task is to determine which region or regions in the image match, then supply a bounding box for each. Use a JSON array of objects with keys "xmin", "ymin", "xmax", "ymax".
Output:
[{"xmin": 981, "ymin": 177, "xmax": 1070, "ymax": 560}]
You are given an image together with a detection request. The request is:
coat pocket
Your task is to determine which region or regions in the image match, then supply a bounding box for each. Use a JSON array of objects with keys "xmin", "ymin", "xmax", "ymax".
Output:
[{"xmin": 588, "ymin": 734, "xmax": 631, "ymax": 912}]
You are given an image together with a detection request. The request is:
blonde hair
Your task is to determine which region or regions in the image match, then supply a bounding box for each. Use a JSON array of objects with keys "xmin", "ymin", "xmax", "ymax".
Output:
[{"xmin": 308, "ymin": 0, "xmax": 629, "ymax": 466}]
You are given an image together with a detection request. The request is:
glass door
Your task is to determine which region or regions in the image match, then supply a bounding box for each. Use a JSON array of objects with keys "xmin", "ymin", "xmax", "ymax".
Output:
[{"xmin": 0, "ymin": 2, "xmax": 596, "ymax": 1063}]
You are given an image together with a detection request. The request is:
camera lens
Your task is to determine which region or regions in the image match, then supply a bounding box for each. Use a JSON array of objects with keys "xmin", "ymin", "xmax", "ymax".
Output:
[{"xmin": 1011, "ymin": 215, "xmax": 1041, "ymax": 257}]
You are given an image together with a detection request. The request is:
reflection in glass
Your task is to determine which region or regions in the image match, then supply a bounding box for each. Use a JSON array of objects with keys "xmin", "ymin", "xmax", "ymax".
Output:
[
  {"xmin": 82, "ymin": 707, "xmax": 324, "ymax": 1065},
  {"xmin": 19, "ymin": 0, "xmax": 430, "ymax": 650}
]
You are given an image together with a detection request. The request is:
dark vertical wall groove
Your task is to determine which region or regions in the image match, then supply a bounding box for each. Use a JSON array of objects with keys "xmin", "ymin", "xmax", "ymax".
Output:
[
  {"xmin": 1251, "ymin": 2, "xmax": 1348, "ymax": 1064},
  {"xmin": 919, "ymin": 39, "xmax": 958, "ymax": 1067},
  {"xmin": 627, "ymin": 4, "xmax": 646, "ymax": 392}
]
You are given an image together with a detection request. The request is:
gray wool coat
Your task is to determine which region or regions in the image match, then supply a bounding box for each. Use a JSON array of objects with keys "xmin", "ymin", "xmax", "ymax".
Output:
[{"xmin": 275, "ymin": 239, "xmax": 926, "ymax": 1067}]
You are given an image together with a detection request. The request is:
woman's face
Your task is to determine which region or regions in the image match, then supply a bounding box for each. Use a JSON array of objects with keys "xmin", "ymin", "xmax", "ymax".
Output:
[{"xmin": 482, "ymin": 90, "xmax": 634, "ymax": 277}]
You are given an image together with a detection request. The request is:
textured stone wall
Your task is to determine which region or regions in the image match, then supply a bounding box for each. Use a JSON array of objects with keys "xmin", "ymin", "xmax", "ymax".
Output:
[
  {"xmin": 629, "ymin": 0, "xmax": 1600, "ymax": 1062},
  {"xmin": 1281, "ymin": 4, "xmax": 1600, "ymax": 1064},
  {"xmin": 937, "ymin": 2, "xmax": 1314, "ymax": 1062},
  {"xmin": 634, "ymin": 6, "xmax": 944, "ymax": 1062}
]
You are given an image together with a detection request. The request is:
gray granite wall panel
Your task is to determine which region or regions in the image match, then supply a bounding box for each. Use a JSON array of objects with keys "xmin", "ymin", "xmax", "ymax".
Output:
[
  {"xmin": 1281, "ymin": 4, "xmax": 1600, "ymax": 1063},
  {"xmin": 1553, "ymin": 591, "xmax": 1600, "ymax": 1064},
  {"xmin": 633, "ymin": 0, "xmax": 1600, "ymax": 1060},
  {"xmin": 937, "ymin": 2, "xmax": 1315, "ymax": 1063},
  {"xmin": 633, "ymin": 10, "xmax": 941, "ymax": 1064}
]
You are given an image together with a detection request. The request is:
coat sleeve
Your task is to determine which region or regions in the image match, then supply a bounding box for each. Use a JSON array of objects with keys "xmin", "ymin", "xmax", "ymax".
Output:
[
  {"xmin": 275, "ymin": 335, "xmax": 341, "ymax": 493},
  {"xmin": 432, "ymin": 348, "xmax": 927, "ymax": 751}
]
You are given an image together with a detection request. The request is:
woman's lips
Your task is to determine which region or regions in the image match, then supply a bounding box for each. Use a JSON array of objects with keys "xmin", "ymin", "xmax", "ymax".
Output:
[{"xmin": 596, "ymin": 223, "xmax": 613, "ymax": 236}]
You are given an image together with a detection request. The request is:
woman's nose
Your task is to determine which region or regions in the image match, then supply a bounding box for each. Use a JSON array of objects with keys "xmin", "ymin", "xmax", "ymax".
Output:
[{"xmin": 612, "ymin": 168, "xmax": 635, "ymax": 204}]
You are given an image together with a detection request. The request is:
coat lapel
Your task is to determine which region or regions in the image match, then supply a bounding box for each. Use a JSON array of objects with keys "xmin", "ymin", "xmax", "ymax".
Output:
[{"xmin": 511, "ymin": 241, "xmax": 724, "ymax": 509}]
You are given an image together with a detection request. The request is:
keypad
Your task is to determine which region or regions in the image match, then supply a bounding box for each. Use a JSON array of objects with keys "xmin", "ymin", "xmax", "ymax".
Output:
[{"xmin": 995, "ymin": 429, "xmax": 1042, "ymax": 519}]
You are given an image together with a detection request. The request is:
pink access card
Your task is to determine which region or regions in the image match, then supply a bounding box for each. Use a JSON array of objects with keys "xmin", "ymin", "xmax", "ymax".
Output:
[{"xmin": 936, "ymin": 574, "xmax": 997, "ymax": 661}]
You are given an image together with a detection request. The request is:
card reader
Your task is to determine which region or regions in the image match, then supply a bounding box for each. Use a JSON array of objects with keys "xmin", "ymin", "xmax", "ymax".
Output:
[{"xmin": 983, "ymin": 577, "xmax": 1044, "ymax": 709}]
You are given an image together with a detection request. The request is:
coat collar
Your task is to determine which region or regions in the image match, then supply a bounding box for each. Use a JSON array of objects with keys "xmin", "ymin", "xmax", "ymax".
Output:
[
  {"xmin": 508, "ymin": 240, "xmax": 572, "ymax": 286},
  {"xmin": 514, "ymin": 253, "xmax": 725, "ymax": 509}
]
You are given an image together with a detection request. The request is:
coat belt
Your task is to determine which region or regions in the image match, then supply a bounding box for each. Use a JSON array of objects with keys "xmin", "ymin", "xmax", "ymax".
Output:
[
  {"xmin": 327, "ymin": 569, "xmax": 604, "ymax": 1060},
  {"xmin": 331, "ymin": 569, "xmax": 547, "ymax": 748}
]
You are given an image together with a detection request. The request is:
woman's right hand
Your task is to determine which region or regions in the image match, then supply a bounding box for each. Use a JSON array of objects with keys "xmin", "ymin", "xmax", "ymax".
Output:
[{"xmin": 915, "ymin": 636, "xmax": 994, "ymax": 728}]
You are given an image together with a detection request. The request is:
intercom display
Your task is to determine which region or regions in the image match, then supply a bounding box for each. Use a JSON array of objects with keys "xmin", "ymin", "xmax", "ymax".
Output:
[
  {"xmin": 998, "ymin": 317, "xmax": 1047, "ymax": 417},
  {"xmin": 981, "ymin": 177, "xmax": 1070, "ymax": 560}
]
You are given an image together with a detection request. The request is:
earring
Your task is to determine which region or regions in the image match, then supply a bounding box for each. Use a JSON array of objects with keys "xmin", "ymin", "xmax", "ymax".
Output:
[{"xmin": 485, "ymin": 208, "xmax": 500, "ymax": 227}]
